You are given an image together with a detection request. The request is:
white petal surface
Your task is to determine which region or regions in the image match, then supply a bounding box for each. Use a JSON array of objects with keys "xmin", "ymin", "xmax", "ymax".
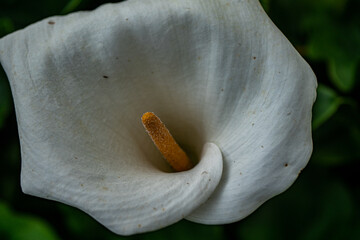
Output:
[{"xmin": 0, "ymin": 0, "xmax": 316, "ymax": 234}]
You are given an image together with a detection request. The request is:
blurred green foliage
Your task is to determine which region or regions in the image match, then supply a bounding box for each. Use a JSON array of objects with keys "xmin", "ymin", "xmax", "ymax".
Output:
[
  {"xmin": 0, "ymin": 201, "xmax": 60, "ymax": 240},
  {"xmin": 1, "ymin": 0, "xmax": 359, "ymax": 239}
]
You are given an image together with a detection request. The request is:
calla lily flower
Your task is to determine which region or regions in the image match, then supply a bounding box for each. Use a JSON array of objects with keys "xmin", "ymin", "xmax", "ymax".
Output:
[{"xmin": 0, "ymin": 0, "xmax": 317, "ymax": 236}]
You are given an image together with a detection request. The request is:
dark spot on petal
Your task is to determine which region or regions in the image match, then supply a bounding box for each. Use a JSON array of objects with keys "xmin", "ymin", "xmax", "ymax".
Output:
[
  {"xmin": 48, "ymin": 20, "xmax": 55, "ymax": 25},
  {"xmin": 253, "ymin": 56, "xmax": 256, "ymax": 60},
  {"xmin": 103, "ymin": 75, "xmax": 109, "ymax": 79},
  {"xmin": 138, "ymin": 224, "xmax": 141, "ymax": 228},
  {"xmin": 284, "ymin": 163, "xmax": 288, "ymax": 167},
  {"xmin": 261, "ymin": 145, "xmax": 264, "ymax": 148},
  {"xmin": 221, "ymin": 88, "xmax": 224, "ymax": 92}
]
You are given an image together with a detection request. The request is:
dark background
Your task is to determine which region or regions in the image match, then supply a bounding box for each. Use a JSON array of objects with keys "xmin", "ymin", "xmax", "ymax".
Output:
[{"xmin": 1, "ymin": 0, "xmax": 359, "ymax": 239}]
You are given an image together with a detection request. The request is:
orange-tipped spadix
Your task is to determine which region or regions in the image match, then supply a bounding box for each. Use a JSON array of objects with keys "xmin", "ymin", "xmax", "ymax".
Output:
[{"xmin": 142, "ymin": 112, "xmax": 193, "ymax": 172}]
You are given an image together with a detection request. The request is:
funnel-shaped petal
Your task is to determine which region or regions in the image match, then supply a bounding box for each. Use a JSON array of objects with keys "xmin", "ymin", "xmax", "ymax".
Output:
[{"xmin": 0, "ymin": 0, "xmax": 316, "ymax": 235}]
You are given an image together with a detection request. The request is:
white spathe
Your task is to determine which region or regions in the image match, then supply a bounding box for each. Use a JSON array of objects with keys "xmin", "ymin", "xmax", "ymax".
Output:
[{"xmin": 0, "ymin": 0, "xmax": 317, "ymax": 236}]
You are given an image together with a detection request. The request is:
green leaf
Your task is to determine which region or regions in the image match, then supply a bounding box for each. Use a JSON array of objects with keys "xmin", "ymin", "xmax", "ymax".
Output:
[
  {"xmin": 312, "ymin": 104, "xmax": 360, "ymax": 166},
  {"xmin": 300, "ymin": 182, "xmax": 354, "ymax": 240},
  {"xmin": 61, "ymin": 0, "xmax": 84, "ymax": 14},
  {"xmin": 0, "ymin": 17, "xmax": 15, "ymax": 37},
  {"xmin": 0, "ymin": 201, "xmax": 60, "ymax": 240},
  {"xmin": 329, "ymin": 58, "xmax": 358, "ymax": 92},
  {"xmin": 312, "ymin": 84, "xmax": 343, "ymax": 130},
  {"xmin": 304, "ymin": 0, "xmax": 348, "ymax": 13}
]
